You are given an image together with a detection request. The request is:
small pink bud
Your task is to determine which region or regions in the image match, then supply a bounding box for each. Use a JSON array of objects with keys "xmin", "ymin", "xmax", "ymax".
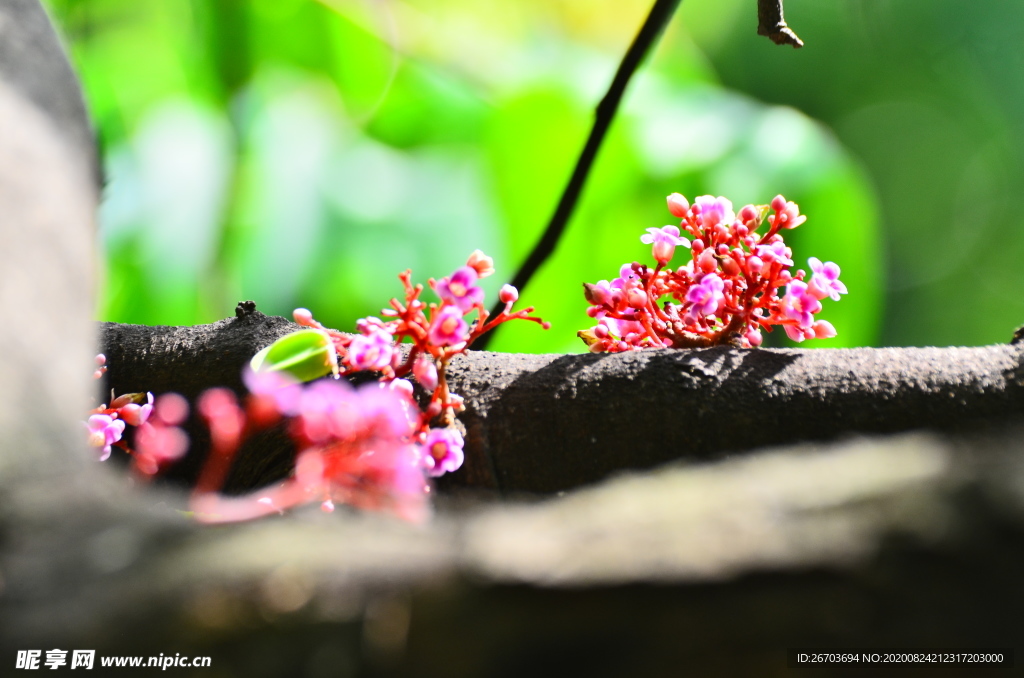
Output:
[
  {"xmin": 413, "ymin": 357, "xmax": 439, "ymax": 392},
  {"xmin": 389, "ymin": 379, "xmax": 415, "ymax": 398},
  {"xmin": 293, "ymin": 308, "xmax": 314, "ymax": 326},
  {"xmin": 739, "ymin": 205, "xmax": 759, "ymax": 223},
  {"xmin": 812, "ymin": 320, "xmax": 837, "ymax": 339},
  {"xmin": 691, "ymin": 239, "xmax": 705, "ymax": 254},
  {"xmin": 155, "ymin": 393, "xmax": 189, "ymax": 426},
  {"xmin": 721, "ymin": 256, "xmax": 741, "ymax": 277},
  {"xmin": 321, "ymin": 499, "xmax": 335, "ymax": 513},
  {"xmin": 594, "ymin": 324, "xmax": 609, "ymax": 339},
  {"xmin": 626, "ymin": 288, "xmax": 648, "ymax": 309},
  {"xmin": 583, "ymin": 283, "xmax": 609, "ymax": 306},
  {"xmin": 699, "ymin": 250, "xmax": 717, "ymax": 273},
  {"xmin": 119, "ymin": 392, "xmax": 154, "ymax": 426},
  {"xmin": 747, "ymin": 256, "xmax": 764, "ymax": 275},
  {"xmin": 499, "ymin": 284, "xmax": 519, "ymax": 304},
  {"xmin": 466, "ymin": 250, "xmax": 495, "ymax": 278},
  {"xmin": 94, "ymin": 353, "xmax": 106, "ymax": 366},
  {"xmin": 771, "ymin": 195, "xmax": 787, "ymax": 213},
  {"xmin": 666, "ymin": 193, "xmax": 689, "ymax": 218},
  {"xmin": 745, "ymin": 328, "xmax": 763, "ymax": 347}
]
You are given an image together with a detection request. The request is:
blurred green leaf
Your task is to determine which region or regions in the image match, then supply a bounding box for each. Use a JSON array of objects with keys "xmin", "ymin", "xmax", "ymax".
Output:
[{"xmin": 250, "ymin": 329, "xmax": 338, "ymax": 381}]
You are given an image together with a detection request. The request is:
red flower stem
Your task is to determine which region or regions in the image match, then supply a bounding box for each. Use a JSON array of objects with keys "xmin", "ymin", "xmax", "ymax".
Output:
[{"xmin": 193, "ymin": 436, "xmax": 242, "ymax": 497}]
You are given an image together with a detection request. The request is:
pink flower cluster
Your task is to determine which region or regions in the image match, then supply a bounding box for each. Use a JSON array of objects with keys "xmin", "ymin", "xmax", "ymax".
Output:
[
  {"xmin": 88, "ymin": 252, "xmax": 546, "ymax": 524},
  {"xmin": 580, "ymin": 194, "xmax": 846, "ymax": 351},
  {"xmin": 85, "ymin": 367, "xmax": 188, "ymax": 475},
  {"xmin": 189, "ymin": 371, "xmax": 433, "ymax": 523},
  {"xmin": 191, "ymin": 251, "xmax": 544, "ymax": 522},
  {"xmin": 291, "ymin": 250, "xmax": 547, "ymax": 453}
]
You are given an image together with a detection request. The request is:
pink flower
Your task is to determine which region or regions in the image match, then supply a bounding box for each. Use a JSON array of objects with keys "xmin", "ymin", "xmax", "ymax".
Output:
[
  {"xmin": 422, "ymin": 427, "xmax": 465, "ymax": 477},
  {"xmin": 755, "ymin": 241, "xmax": 794, "ymax": 267},
  {"xmin": 117, "ymin": 392, "xmax": 154, "ymax": 427},
  {"xmin": 285, "ymin": 414, "xmax": 429, "ymax": 522},
  {"xmin": 86, "ymin": 414, "xmax": 125, "ymax": 461},
  {"xmin": 782, "ymin": 280, "xmax": 823, "ymax": 328},
  {"xmin": 583, "ymin": 280, "xmax": 618, "ymax": 308},
  {"xmin": 134, "ymin": 421, "xmax": 189, "ymax": 474},
  {"xmin": 807, "ymin": 257, "xmax": 847, "ymax": 301},
  {"xmin": 243, "ymin": 366, "xmax": 303, "ymax": 416},
  {"xmin": 198, "ymin": 388, "xmax": 245, "ymax": 453},
  {"xmin": 436, "ymin": 266, "xmax": 484, "ymax": 311},
  {"xmin": 614, "ymin": 263, "xmax": 639, "ymax": 288},
  {"xmin": 686, "ymin": 273, "xmax": 725, "ymax": 317},
  {"xmin": 429, "ymin": 306, "xmax": 469, "ymax": 347},
  {"xmin": 600, "ymin": 317, "xmax": 644, "ymax": 339},
  {"xmin": 413, "ymin": 356, "xmax": 439, "ymax": 391},
  {"xmin": 360, "ymin": 383, "xmax": 419, "ymax": 438},
  {"xmin": 784, "ymin": 324, "xmax": 815, "ymax": 342},
  {"xmin": 132, "ymin": 393, "xmax": 190, "ymax": 474},
  {"xmin": 153, "ymin": 393, "xmax": 190, "ymax": 426},
  {"xmin": 293, "ymin": 380, "xmax": 356, "ymax": 444},
  {"xmin": 640, "ymin": 225, "xmax": 689, "ymax": 265},
  {"xmin": 693, "ymin": 196, "xmax": 735, "ymax": 228},
  {"xmin": 346, "ymin": 326, "xmax": 394, "ymax": 371}
]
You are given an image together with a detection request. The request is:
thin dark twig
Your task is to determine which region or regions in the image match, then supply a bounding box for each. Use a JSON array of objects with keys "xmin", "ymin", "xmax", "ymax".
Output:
[
  {"xmin": 475, "ymin": 0, "xmax": 683, "ymax": 350},
  {"xmin": 757, "ymin": 0, "xmax": 804, "ymax": 48}
]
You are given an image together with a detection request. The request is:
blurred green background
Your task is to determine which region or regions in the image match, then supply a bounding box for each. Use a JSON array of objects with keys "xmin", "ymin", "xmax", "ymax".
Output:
[{"xmin": 42, "ymin": 0, "xmax": 1024, "ymax": 351}]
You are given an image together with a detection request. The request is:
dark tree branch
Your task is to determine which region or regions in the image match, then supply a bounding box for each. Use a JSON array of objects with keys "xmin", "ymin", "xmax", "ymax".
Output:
[
  {"xmin": 476, "ymin": 0, "xmax": 683, "ymax": 350},
  {"xmin": 99, "ymin": 314, "xmax": 1024, "ymax": 495},
  {"xmin": 757, "ymin": 0, "xmax": 804, "ymax": 48},
  {"xmin": 480, "ymin": 0, "xmax": 805, "ymax": 350}
]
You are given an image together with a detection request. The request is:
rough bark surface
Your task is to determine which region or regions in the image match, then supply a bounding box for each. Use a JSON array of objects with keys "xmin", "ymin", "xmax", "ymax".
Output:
[
  {"xmin": 3, "ymin": 2, "xmax": 1024, "ymax": 675},
  {"xmin": 98, "ymin": 313, "xmax": 1024, "ymax": 494}
]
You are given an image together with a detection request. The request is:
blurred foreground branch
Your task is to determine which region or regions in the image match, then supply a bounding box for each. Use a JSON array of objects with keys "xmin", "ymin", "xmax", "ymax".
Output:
[{"xmin": 6, "ymin": 2, "xmax": 1024, "ymax": 671}]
